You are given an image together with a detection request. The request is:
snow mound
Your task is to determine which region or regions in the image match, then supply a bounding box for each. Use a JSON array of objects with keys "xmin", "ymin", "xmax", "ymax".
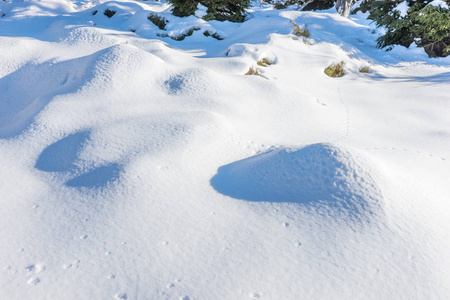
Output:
[
  {"xmin": 163, "ymin": 68, "xmax": 221, "ymax": 97},
  {"xmin": 211, "ymin": 143, "xmax": 381, "ymax": 215},
  {"xmin": 0, "ymin": 43, "xmax": 165, "ymax": 138}
]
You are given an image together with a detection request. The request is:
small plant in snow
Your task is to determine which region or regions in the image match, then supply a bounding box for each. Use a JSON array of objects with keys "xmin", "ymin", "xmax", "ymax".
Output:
[
  {"xmin": 324, "ymin": 61, "xmax": 345, "ymax": 77},
  {"xmin": 104, "ymin": 9, "xmax": 116, "ymax": 18},
  {"xmin": 245, "ymin": 67, "xmax": 261, "ymax": 76},
  {"xmin": 290, "ymin": 20, "xmax": 310, "ymax": 37},
  {"xmin": 358, "ymin": 66, "xmax": 370, "ymax": 73},
  {"xmin": 148, "ymin": 14, "xmax": 169, "ymax": 30},
  {"xmin": 257, "ymin": 58, "xmax": 272, "ymax": 67}
]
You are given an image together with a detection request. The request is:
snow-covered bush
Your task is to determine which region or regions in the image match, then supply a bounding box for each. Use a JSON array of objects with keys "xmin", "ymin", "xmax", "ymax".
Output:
[
  {"xmin": 269, "ymin": 0, "xmax": 356, "ymax": 17},
  {"xmin": 203, "ymin": 30, "xmax": 224, "ymax": 40},
  {"xmin": 268, "ymin": 0, "xmax": 335, "ymax": 10},
  {"xmin": 148, "ymin": 13, "xmax": 168, "ymax": 30},
  {"xmin": 168, "ymin": 0, "xmax": 251, "ymax": 22},
  {"xmin": 303, "ymin": 0, "xmax": 336, "ymax": 10},
  {"xmin": 355, "ymin": 0, "xmax": 450, "ymax": 57},
  {"xmin": 104, "ymin": 8, "xmax": 116, "ymax": 18},
  {"xmin": 203, "ymin": 0, "xmax": 251, "ymax": 22},
  {"xmin": 168, "ymin": 0, "xmax": 199, "ymax": 17},
  {"xmin": 269, "ymin": 0, "xmax": 302, "ymax": 9}
]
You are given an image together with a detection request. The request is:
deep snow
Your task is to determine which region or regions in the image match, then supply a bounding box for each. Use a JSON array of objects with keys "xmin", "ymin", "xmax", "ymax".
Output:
[{"xmin": 0, "ymin": 1, "xmax": 449, "ymax": 299}]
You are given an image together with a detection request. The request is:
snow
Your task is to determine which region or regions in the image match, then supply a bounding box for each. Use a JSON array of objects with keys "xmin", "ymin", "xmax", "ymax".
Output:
[
  {"xmin": 395, "ymin": 1, "xmax": 409, "ymax": 18},
  {"xmin": 0, "ymin": 0, "xmax": 449, "ymax": 299},
  {"xmin": 430, "ymin": 0, "xmax": 450, "ymax": 8}
]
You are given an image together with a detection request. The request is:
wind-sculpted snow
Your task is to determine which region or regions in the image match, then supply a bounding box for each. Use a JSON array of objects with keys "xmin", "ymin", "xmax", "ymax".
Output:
[
  {"xmin": 212, "ymin": 143, "xmax": 381, "ymax": 217},
  {"xmin": 1, "ymin": 1, "xmax": 450, "ymax": 299},
  {"xmin": 0, "ymin": 43, "xmax": 166, "ymax": 138},
  {"xmin": 0, "ymin": 54, "xmax": 94, "ymax": 137}
]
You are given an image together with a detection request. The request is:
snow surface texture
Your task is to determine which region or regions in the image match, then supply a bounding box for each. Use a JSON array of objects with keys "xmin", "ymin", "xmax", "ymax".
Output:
[{"xmin": 1, "ymin": 1, "xmax": 450, "ymax": 299}]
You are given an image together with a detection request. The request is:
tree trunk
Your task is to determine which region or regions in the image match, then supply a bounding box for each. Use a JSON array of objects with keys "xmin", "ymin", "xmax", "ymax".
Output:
[{"xmin": 335, "ymin": 0, "xmax": 352, "ymax": 18}]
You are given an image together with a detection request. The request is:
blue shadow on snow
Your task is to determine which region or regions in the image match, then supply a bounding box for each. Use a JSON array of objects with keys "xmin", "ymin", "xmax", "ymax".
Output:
[
  {"xmin": 35, "ymin": 131, "xmax": 90, "ymax": 172},
  {"xmin": 66, "ymin": 163, "xmax": 121, "ymax": 188}
]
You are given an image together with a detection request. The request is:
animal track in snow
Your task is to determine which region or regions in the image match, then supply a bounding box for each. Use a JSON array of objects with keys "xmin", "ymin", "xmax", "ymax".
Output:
[
  {"xmin": 26, "ymin": 263, "xmax": 45, "ymax": 274},
  {"xmin": 27, "ymin": 277, "xmax": 41, "ymax": 285},
  {"xmin": 114, "ymin": 293, "xmax": 127, "ymax": 300},
  {"xmin": 332, "ymin": 81, "xmax": 350, "ymax": 143},
  {"xmin": 334, "ymin": 82, "xmax": 447, "ymax": 162},
  {"xmin": 363, "ymin": 146, "xmax": 448, "ymax": 161},
  {"xmin": 62, "ymin": 259, "xmax": 80, "ymax": 270}
]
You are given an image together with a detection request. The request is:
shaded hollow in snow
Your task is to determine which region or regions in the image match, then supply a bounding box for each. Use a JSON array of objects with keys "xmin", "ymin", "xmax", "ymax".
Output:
[
  {"xmin": 65, "ymin": 163, "xmax": 121, "ymax": 188},
  {"xmin": 35, "ymin": 131, "xmax": 91, "ymax": 172},
  {"xmin": 211, "ymin": 143, "xmax": 381, "ymax": 216}
]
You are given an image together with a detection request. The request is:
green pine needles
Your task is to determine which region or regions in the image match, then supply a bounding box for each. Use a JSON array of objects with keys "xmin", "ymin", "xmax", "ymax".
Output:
[
  {"xmin": 167, "ymin": 0, "xmax": 251, "ymax": 22},
  {"xmin": 357, "ymin": 0, "xmax": 450, "ymax": 57},
  {"xmin": 168, "ymin": 0, "xmax": 199, "ymax": 17},
  {"xmin": 409, "ymin": 5, "xmax": 450, "ymax": 57}
]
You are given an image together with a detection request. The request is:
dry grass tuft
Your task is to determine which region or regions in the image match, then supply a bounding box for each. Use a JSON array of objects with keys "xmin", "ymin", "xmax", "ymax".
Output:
[
  {"xmin": 245, "ymin": 67, "xmax": 260, "ymax": 76},
  {"xmin": 290, "ymin": 19, "xmax": 310, "ymax": 38},
  {"xmin": 359, "ymin": 66, "xmax": 370, "ymax": 73},
  {"xmin": 324, "ymin": 61, "xmax": 345, "ymax": 77},
  {"xmin": 257, "ymin": 58, "xmax": 272, "ymax": 67}
]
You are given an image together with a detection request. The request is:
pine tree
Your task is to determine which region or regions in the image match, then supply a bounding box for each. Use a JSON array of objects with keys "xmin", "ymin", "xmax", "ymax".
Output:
[
  {"xmin": 167, "ymin": 0, "xmax": 251, "ymax": 22},
  {"xmin": 358, "ymin": 0, "xmax": 450, "ymax": 57},
  {"xmin": 409, "ymin": 5, "xmax": 450, "ymax": 57},
  {"xmin": 202, "ymin": 0, "xmax": 251, "ymax": 22},
  {"xmin": 167, "ymin": 0, "xmax": 200, "ymax": 17}
]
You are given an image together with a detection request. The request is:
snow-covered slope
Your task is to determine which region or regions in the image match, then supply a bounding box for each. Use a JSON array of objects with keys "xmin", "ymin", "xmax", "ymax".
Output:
[{"xmin": 0, "ymin": 1, "xmax": 449, "ymax": 299}]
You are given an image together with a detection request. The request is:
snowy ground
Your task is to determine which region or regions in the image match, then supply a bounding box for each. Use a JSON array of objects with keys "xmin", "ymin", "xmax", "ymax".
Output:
[{"xmin": 1, "ymin": 1, "xmax": 449, "ymax": 299}]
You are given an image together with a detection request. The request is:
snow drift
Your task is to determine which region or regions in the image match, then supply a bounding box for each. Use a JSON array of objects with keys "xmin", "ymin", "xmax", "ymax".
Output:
[{"xmin": 212, "ymin": 143, "xmax": 381, "ymax": 217}]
